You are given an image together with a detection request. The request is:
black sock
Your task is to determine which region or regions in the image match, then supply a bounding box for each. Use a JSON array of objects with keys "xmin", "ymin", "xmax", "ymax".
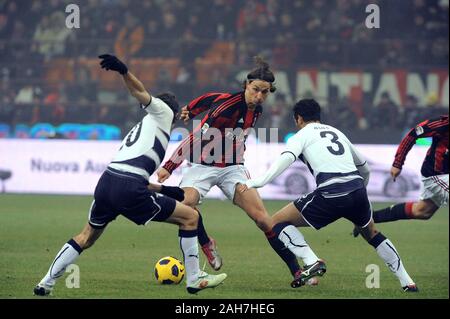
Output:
[
  {"xmin": 374, "ymin": 203, "xmax": 411, "ymax": 223},
  {"xmin": 368, "ymin": 232, "xmax": 387, "ymax": 248},
  {"xmin": 266, "ymin": 223, "xmax": 300, "ymax": 276},
  {"xmin": 196, "ymin": 209, "xmax": 210, "ymax": 246}
]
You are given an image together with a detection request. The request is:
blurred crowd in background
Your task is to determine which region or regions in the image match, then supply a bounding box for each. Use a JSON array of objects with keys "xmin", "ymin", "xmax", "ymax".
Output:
[{"xmin": 0, "ymin": 0, "xmax": 448, "ymax": 142}]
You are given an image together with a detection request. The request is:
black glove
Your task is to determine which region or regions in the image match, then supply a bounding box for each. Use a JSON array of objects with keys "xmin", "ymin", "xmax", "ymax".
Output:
[
  {"xmin": 98, "ymin": 54, "xmax": 128, "ymax": 75},
  {"xmin": 160, "ymin": 185, "xmax": 185, "ymax": 202}
]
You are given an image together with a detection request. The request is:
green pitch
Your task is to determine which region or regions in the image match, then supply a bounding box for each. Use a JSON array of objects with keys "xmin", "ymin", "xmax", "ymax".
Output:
[{"xmin": 0, "ymin": 194, "xmax": 448, "ymax": 299}]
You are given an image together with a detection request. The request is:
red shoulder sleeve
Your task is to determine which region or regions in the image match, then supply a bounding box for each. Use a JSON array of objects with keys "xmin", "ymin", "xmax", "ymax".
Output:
[{"xmin": 187, "ymin": 93, "xmax": 230, "ymax": 118}]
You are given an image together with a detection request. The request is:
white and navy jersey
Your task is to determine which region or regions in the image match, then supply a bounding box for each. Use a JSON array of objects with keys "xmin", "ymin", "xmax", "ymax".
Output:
[
  {"xmin": 285, "ymin": 122, "xmax": 366, "ymax": 197},
  {"xmin": 108, "ymin": 97, "xmax": 173, "ymax": 180}
]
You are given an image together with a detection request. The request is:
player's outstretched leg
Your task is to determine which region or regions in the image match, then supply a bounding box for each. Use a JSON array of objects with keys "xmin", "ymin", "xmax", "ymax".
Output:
[
  {"xmin": 168, "ymin": 201, "xmax": 227, "ymax": 294},
  {"xmin": 273, "ymin": 222, "xmax": 326, "ymax": 288},
  {"xmin": 34, "ymin": 224, "xmax": 104, "ymax": 296},
  {"xmin": 353, "ymin": 203, "xmax": 414, "ymax": 237},
  {"xmin": 179, "ymin": 228, "xmax": 227, "ymax": 294},
  {"xmin": 234, "ymin": 187, "xmax": 302, "ymax": 279},
  {"xmin": 353, "ymin": 203, "xmax": 415, "ymax": 237},
  {"xmin": 374, "ymin": 200, "xmax": 438, "ymax": 223},
  {"xmin": 354, "ymin": 200, "xmax": 439, "ymax": 237},
  {"xmin": 269, "ymin": 202, "xmax": 325, "ymax": 287},
  {"xmin": 358, "ymin": 221, "xmax": 418, "ymax": 292},
  {"xmin": 353, "ymin": 202, "xmax": 413, "ymax": 237},
  {"xmin": 373, "ymin": 202, "xmax": 416, "ymax": 223},
  {"xmin": 33, "ymin": 239, "xmax": 83, "ymax": 296},
  {"xmin": 197, "ymin": 209, "xmax": 223, "ymax": 271},
  {"xmin": 265, "ymin": 228, "xmax": 301, "ymax": 277},
  {"xmin": 182, "ymin": 188, "xmax": 223, "ymax": 271}
]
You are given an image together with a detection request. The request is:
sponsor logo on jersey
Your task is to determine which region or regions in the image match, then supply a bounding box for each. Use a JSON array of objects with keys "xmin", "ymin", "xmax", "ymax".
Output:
[
  {"xmin": 415, "ymin": 125, "xmax": 424, "ymax": 136},
  {"xmin": 201, "ymin": 123, "xmax": 210, "ymax": 134}
]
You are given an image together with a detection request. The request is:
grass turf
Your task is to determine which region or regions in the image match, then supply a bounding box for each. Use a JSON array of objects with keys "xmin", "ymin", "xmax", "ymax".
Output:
[{"xmin": 0, "ymin": 194, "xmax": 448, "ymax": 299}]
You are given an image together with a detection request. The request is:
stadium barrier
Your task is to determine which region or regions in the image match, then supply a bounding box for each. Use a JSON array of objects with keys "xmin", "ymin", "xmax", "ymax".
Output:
[
  {"xmin": 0, "ymin": 123, "xmax": 121, "ymax": 140},
  {"xmin": 0, "ymin": 139, "xmax": 427, "ymax": 202}
]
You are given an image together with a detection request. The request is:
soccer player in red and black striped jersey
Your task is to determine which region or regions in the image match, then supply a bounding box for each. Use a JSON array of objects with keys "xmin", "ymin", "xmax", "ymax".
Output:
[
  {"xmin": 157, "ymin": 57, "xmax": 302, "ymax": 281},
  {"xmin": 358, "ymin": 115, "xmax": 448, "ymax": 228}
]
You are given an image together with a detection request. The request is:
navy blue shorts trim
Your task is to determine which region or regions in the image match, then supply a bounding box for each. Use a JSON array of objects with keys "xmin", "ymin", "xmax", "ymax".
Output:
[
  {"xmin": 293, "ymin": 187, "xmax": 371, "ymax": 230},
  {"xmin": 88, "ymin": 170, "xmax": 176, "ymax": 228}
]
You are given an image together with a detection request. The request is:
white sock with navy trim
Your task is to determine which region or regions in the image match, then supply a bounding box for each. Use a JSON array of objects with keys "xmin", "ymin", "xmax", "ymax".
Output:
[
  {"xmin": 369, "ymin": 232, "xmax": 414, "ymax": 287},
  {"xmin": 179, "ymin": 229, "xmax": 200, "ymax": 285},
  {"xmin": 276, "ymin": 224, "xmax": 319, "ymax": 266},
  {"xmin": 39, "ymin": 239, "xmax": 82, "ymax": 287}
]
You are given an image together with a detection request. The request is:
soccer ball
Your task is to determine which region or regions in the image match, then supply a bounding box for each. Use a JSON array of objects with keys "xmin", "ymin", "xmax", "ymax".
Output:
[{"xmin": 154, "ymin": 256, "xmax": 185, "ymax": 285}]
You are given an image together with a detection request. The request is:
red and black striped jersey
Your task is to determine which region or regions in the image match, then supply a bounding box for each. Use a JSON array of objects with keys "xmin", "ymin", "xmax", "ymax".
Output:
[
  {"xmin": 393, "ymin": 115, "xmax": 449, "ymax": 177},
  {"xmin": 163, "ymin": 91, "xmax": 262, "ymax": 173}
]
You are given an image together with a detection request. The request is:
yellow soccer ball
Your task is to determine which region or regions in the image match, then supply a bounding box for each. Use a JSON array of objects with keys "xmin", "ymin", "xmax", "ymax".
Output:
[{"xmin": 154, "ymin": 256, "xmax": 185, "ymax": 285}]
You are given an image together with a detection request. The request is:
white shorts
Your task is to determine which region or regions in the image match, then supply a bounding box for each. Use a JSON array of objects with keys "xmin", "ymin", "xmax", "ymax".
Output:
[
  {"xmin": 179, "ymin": 163, "xmax": 251, "ymax": 201},
  {"xmin": 420, "ymin": 174, "xmax": 449, "ymax": 207}
]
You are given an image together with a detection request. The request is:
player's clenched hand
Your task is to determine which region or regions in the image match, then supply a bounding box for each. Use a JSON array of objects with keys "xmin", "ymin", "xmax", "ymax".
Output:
[
  {"xmin": 179, "ymin": 106, "xmax": 190, "ymax": 124},
  {"xmin": 157, "ymin": 168, "xmax": 171, "ymax": 183},
  {"xmin": 390, "ymin": 166, "xmax": 402, "ymax": 181},
  {"xmin": 98, "ymin": 54, "xmax": 128, "ymax": 75}
]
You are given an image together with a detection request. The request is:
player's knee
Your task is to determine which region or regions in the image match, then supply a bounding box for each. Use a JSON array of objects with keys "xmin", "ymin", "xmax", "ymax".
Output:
[
  {"xmin": 181, "ymin": 188, "xmax": 200, "ymax": 207},
  {"xmin": 182, "ymin": 196, "xmax": 198, "ymax": 208},
  {"xmin": 413, "ymin": 203, "xmax": 436, "ymax": 219}
]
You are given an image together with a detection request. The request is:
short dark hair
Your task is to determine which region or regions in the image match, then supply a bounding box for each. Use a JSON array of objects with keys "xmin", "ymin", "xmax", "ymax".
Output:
[
  {"xmin": 293, "ymin": 99, "xmax": 321, "ymax": 122},
  {"xmin": 243, "ymin": 56, "xmax": 276, "ymax": 93},
  {"xmin": 156, "ymin": 92, "xmax": 179, "ymax": 120}
]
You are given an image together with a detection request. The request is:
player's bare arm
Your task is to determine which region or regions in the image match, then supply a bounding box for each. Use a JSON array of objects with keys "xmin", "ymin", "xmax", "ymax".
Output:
[
  {"xmin": 122, "ymin": 72, "xmax": 151, "ymax": 106},
  {"xmin": 99, "ymin": 54, "xmax": 151, "ymax": 106}
]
